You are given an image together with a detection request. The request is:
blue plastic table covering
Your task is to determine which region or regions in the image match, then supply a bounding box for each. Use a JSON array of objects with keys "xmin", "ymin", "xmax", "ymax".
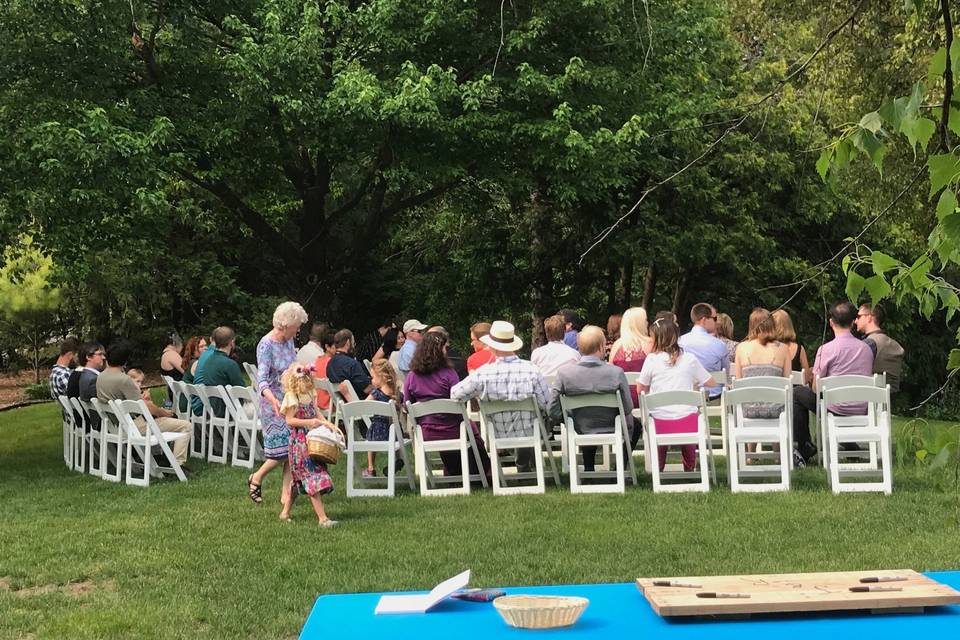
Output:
[{"xmin": 301, "ymin": 571, "xmax": 960, "ymax": 639}]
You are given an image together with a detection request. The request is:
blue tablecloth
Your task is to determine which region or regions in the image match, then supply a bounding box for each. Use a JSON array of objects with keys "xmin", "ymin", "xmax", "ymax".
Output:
[{"xmin": 301, "ymin": 571, "xmax": 960, "ymax": 639}]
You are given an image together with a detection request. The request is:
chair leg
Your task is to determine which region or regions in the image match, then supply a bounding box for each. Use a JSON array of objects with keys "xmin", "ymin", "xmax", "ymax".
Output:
[
  {"xmin": 460, "ymin": 435, "xmax": 470, "ymax": 495},
  {"xmin": 568, "ymin": 429, "xmax": 580, "ymax": 494}
]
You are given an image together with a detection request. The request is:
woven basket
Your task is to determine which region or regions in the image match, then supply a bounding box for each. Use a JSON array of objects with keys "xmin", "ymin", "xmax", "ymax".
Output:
[
  {"xmin": 493, "ymin": 595, "xmax": 589, "ymax": 629},
  {"xmin": 307, "ymin": 426, "xmax": 344, "ymax": 465}
]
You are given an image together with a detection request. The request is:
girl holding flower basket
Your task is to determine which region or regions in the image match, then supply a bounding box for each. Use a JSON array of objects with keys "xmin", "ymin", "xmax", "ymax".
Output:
[{"xmin": 280, "ymin": 362, "xmax": 341, "ymax": 527}]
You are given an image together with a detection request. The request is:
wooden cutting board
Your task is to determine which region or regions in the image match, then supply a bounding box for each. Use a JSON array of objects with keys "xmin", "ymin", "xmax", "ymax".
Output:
[{"xmin": 636, "ymin": 569, "xmax": 960, "ymax": 617}]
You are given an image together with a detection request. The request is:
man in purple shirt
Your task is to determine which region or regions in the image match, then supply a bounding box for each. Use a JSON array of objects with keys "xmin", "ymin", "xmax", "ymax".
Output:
[
  {"xmin": 793, "ymin": 301, "xmax": 874, "ymax": 462},
  {"xmin": 677, "ymin": 302, "xmax": 729, "ymax": 399}
]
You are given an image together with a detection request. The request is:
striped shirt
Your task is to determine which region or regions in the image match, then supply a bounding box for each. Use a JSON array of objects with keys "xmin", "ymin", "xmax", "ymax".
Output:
[
  {"xmin": 450, "ymin": 355, "xmax": 550, "ymax": 438},
  {"xmin": 49, "ymin": 364, "xmax": 72, "ymax": 400}
]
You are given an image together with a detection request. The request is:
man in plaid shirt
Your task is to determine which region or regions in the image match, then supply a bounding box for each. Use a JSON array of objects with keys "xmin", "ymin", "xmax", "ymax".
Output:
[
  {"xmin": 48, "ymin": 337, "xmax": 79, "ymax": 399},
  {"xmin": 451, "ymin": 321, "xmax": 549, "ymax": 470}
]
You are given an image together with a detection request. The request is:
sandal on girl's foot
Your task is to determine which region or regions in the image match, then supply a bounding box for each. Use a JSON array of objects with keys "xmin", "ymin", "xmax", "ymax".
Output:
[
  {"xmin": 318, "ymin": 519, "xmax": 338, "ymax": 528},
  {"xmin": 247, "ymin": 475, "xmax": 263, "ymax": 504},
  {"xmin": 361, "ymin": 468, "xmax": 376, "ymax": 478},
  {"xmin": 279, "ymin": 513, "xmax": 293, "ymax": 523}
]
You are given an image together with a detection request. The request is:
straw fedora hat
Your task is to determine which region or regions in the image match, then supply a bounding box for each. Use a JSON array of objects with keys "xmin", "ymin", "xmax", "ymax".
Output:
[{"xmin": 479, "ymin": 320, "xmax": 523, "ymax": 352}]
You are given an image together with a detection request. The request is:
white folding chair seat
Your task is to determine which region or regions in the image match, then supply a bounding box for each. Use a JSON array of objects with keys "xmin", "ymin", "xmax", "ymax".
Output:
[
  {"xmin": 477, "ymin": 397, "xmax": 561, "ymax": 496},
  {"xmin": 406, "ymin": 399, "xmax": 489, "ymax": 496},
  {"xmin": 824, "ymin": 385, "xmax": 892, "ymax": 494},
  {"xmin": 113, "ymin": 399, "xmax": 188, "ymax": 486},
  {"xmin": 182, "ymin": 383, "xmax": 209, "ymax": 459},
  {"xmin": 90, "ymin": 398, "xmax": 125, "ymax": 482},
  {"xmin": 730, "ymin": 376, "xmax": 795, "ymax": 469},
  {"xmin": 226, "ymin": 385, "xmax": 262, "ymax": 468},
  {"xmin": 723, "ymin": 385, "xmax": 791, "ymax": 492},
  {"xmin": 705, "ymin": 370, "xmax": 728, "ymax": 457},
  {"xmin": 817, "ymin": 374, "xmax": 884, "ymax": 470},
  {"xmin": 640, "ymin": 390, "xmax": 714, "ymax": 493},
  {"xmin": 341, "ymin": 399, "xmax": 416, "ymax": 497},
  {"xmin": 559, "ymin": 391, "xmax": 638, "ymax": 494},
  {"xmin": 201, "ymin": 385, "xmax": 235, "ymax": 464}
]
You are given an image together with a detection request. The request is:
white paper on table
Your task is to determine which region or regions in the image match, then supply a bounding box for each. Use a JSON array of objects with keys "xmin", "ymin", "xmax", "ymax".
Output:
[{"xmin": 374, "ymin": 569, "xmax": 471, "ymax": 615}]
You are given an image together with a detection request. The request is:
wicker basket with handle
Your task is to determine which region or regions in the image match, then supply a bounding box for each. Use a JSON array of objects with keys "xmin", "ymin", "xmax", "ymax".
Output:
[
  {"xmin": 492, "ymin": 595, "xmax": 589, "ymax": 629},
  {"xmin": 307, "ymin": 425, "xmax": 345, "ymax": 465}
]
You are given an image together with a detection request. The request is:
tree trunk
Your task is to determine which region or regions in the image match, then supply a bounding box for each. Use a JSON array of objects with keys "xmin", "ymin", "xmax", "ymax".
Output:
[
  {"xmin": 642, "ymin": 261, "xmax": 657, "ymax": 311},
  {"xmin": 605, "ymin": 266, "xmax": 617, "ymax": 315},
  {"xmin": 671, "ymin": 271, "xmax": 688, "ymax": 325},
  {"xmin": 619, "ymin": 259, "xmax": 634, "ymax": 310}
]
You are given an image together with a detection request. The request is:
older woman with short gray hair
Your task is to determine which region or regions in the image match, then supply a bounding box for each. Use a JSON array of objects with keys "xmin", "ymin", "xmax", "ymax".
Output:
[{"xmin": 247, "ymin": 301, "xmax": 308, "ymax": 507}]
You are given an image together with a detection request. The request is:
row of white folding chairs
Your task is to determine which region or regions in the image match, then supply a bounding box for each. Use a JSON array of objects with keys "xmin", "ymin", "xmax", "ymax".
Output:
[
  {"xmin": 57, "ymin": 395, "xmax": 188, "ymax": 486},
  {"xmin": 162, "ymin": 377, "xmax": 263, "ymax": 468}
]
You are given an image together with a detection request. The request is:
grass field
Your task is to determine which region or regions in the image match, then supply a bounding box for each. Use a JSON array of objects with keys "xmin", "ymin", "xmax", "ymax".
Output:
[{"xmin": 2, "ymin": 399, "xmax": 959, "ymax": 640}]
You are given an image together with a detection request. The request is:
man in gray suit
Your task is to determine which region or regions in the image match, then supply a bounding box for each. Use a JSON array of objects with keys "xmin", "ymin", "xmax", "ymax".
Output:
[{"xmin": 548, "ymin": 325, "xmax": 637, "ymax": 472}]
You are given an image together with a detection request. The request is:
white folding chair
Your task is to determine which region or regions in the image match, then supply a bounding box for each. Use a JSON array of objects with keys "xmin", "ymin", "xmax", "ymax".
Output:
[
  {"xmin": 363, "ymin": 359, "xmax": 373, "ymax": 375},
  {"xmin": 640, "ymin": 390, "xmax": 714, "ymax": 493},
  {"xmin": 817, "ymin": 373, "xmax": 885, "ymax": 470},
  {"xmin": 67, "ymin": 397, "xmax": 87, "ymax": 473},
  {"xmin": 723, "ymin": 385, "xmax": 791, "ymax": 492},
  {"xmin": 316, "ymin": 377, "xmax": 346, "ymax": 424},
  {"xmin": 406, "ymin": 399, "xmax": 489, "ymax": 496},
  {"xmin": 113, "ymin": 399, "xmax": 188, "ymax": 486},
  {"xmin": 226, "ymin": 385, "xmax": 262, "ymax": 468},
  {"xmin": 341, "ymin": 399, "xmax": 415, "ymax": 497},
  {"xmin": 559, "ymin": 391, "xmax": 638, "ymax": 494},
  {"xmin": 201, "ymin": 385, "xmax": 235, "ymax": 464},
  {"xmin": 623, "ymin": 372, "xmax": 650, "ymax": 471},
  {"xmin": 478, "ymin": 397, "xmax": 561, "ymax": 496},
  {"xmin": 182, "ymin": 383, "xmax": 208, "ymax": 459},
  {"xmin": 730, "ymin": 376, "xmax": 795, "ymax": 469},
  {"xmin": 77, "ymin": 398, "xmax": 105, "ymax": 478},
  {"xmin": 824, "ymin": 385, "xmax": 893, "ymax": 494},
  {"xmin": 168, "ymin": 379, "xmax": 191, "ymax": 422},
  {"xmin": 705, "ymin": 370, "xmax": 728, "ymax": 457},
  {"xmin": 243, "ymin": 362, "xmax": 259, "ymax": 387},
  {"xmin": 790, "ymin": 370, "xmax": 805, "ymax": 386},
  {"xmin": 90, "ymin": 397, "xmax": 124, "ymax": 482},
  {"xmin": 56, "ymin": 396, "xmax": 76, "ymax": 470}
]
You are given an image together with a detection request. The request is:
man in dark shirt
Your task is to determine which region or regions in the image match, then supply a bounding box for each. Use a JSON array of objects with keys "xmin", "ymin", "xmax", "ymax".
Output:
[
  {"xmin": 195, "ymin": 326, "xmax": 246, "ymax": 417},
  {"xmin": 325, "ymin": 329, "xmax": 372, "ymax": 397}
]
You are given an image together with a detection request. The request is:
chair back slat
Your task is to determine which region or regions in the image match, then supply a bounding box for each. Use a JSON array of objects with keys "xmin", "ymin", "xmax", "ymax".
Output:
[
  {"xmin": 406, "ymin": 399, "xmax": 469, "ymax": 422},
  {"xmin": 823, "ymin": 384, "xmax": 890, "ymax": 406},
  {"xmin": 731, "ymin": 376, "xmax": 790, "ymax": 390},
  {"xmin": 558, "ymin": 392, "xmax": 622, "ymax": 412},
  {"xmin": 640, "ymin": 390, "xmax": 703, "ymax": 410},
  {"xmin": 722, "ymin": 385, "xmax": 789, "ymax": 406}
]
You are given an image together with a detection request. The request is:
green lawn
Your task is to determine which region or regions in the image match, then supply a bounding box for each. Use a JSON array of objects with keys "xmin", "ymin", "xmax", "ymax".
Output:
[{"xmin": 1, "ymin": 401, "xmax": 959, "ymax": 640}]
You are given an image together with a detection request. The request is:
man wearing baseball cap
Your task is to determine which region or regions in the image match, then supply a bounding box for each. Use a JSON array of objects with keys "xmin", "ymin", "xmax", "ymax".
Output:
[{"xmin": 396, "ymin": 318, "xmax": 428, "ymax": 375}]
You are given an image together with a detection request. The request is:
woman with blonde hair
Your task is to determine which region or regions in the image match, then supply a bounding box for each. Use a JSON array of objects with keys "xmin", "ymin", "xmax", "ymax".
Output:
[
  {"xmin": 715, "ymin": 313, "xmax": 738, "ymax": 364},
  {"xmin": 609, "ymin": 307, "xmax": 653, "ymax": 408},
  {"xmin": 247, "ymin": 301, "xmax": 309, "ymax": 505},
  {"xmin": 772, "ymin": 309, "xmax": 811, "ymax": 385}
]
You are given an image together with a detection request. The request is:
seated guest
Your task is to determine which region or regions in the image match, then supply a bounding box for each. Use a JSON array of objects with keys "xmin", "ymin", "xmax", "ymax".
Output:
[
  {"xmin": 548, "ymin": 326, "xmax": 636, "ymax": 472},
  {"xmin": 387, "ymin": 330, "xmax": 405, "ymax": 376},
  {"xmin": 855, "ymin": 303, "xmax": 904, "ymax": 393},
  {"xmin": 793, "ymin": 301, "xmax": 874, "ymax": 462},
  {"xmin": 180, "ymin": 335, "xmax": 208, "ymax": 384},
  {"xmin": 558, "ymin": 308, "xmax": 581, "ymax": 349},
  {"xmin": 531, "ymin": 315, "xmax": 580, "ymax": 377},
  {"xmin": 466, "ymin": 322, "xmax": 495, "ymax": 372},
  {"xmin": 734, "ymin": 308, "xmax": 790, "ymax": 420},
  {"xmin": 296, "ymin": 321, "xmax": 328, "ymax": 365},
  {"xmin": 637, "ymin": 316, "xmax": 716, "ymax": 472},
  {"xmin": 606, "ymin": 314, "xmax": 622, "ymax": 353},
  {"xmin": 160, "ymin": 332, "xmax": 184, "ymax": 406},
  {"xmin": 396, "ymin": 319, "xmax": 427, "ymax": 377},
  {"xmin": 451, "ymin": 321, "xmax": 550, "ymax": 472},
  {"xmin": 195, "ymin": 326, "xmax": 247, "ymax": 417},
  {"xmin": 325, "ymin": 329, "xmax": 372, "ymax": 397},
  {"xmin": 355, "ymin": 320, "xmax": 394, "ymax": 364},
  {"xmin": 677, "ymin": 302, "xmax": 728, "ymax": 399},
  {"xmin": 773, "ymin": 309, "xmax": 812, "ymax": 386},
  {"xmin": 372, "ymin": 327, "xmax": 402, "ymax": 363},
  {"xmin": 427, "ymin": 326, "xmax": 468, "ymax": 379},
  {"xmin": 75, "ymin": 342, "xmax": 106, "ymax": 405},
  {"xmin": 608, "ymin": 307, "xmax": 653, "ymax": 408},
  {"xmin": 313, "ymin": 329, "xmax": 336, "ymax": 412},
  {"xmin": 715, "ymin": 313, "xmax": 738, "ymax": 365},
  {"xmin": 49, "ymin": 336, "xmax": 79, "ymax": 400},
  {"xmin": 405, "ymin": 332, "xmax": 492, "ymax": 478},
  {"xmin": 97, "ymin": 341, "xmax": 192, "ymax": 465}
]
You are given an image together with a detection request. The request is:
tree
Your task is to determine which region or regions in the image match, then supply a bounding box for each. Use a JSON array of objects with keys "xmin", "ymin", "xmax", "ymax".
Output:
[{"xmin": 0, "ymin": 236, "xmax": 62, "ymax": 383}]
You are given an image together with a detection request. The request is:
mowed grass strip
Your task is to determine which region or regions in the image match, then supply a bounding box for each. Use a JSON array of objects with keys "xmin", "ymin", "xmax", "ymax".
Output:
[{"xmin": 1, "ymin": 400, "xmax": 959, "ymax": 639}]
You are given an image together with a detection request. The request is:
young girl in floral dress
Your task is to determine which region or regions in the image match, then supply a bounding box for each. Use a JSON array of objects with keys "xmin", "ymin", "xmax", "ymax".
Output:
[
  {"xmin": 362, "ymin": 360, "xmax": 402, "ymax": 477},
  {"xmin": 279, "ymin": 362, "xmax": 338, "ymax": 527}
]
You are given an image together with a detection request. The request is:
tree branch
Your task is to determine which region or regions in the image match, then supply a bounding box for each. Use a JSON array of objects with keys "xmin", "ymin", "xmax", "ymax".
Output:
[
  {"xmin": 578, "ymin": 0, "xmax": 869, "ymax": 263},
  {"xmin": 940, "ymin": 0, "xmax": 954, "ymax": 152}
]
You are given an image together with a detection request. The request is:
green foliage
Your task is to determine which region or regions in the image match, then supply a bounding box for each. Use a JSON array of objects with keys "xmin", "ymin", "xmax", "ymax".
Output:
[{"xmin": 23, "ymin": 381, "xmax": 50, "ymax": 401}]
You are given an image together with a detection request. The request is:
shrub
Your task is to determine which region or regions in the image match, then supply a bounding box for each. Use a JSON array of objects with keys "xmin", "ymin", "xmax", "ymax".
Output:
[{"xmin": 24, "ymin": 381, "xmax": 50, "ymax": 400}]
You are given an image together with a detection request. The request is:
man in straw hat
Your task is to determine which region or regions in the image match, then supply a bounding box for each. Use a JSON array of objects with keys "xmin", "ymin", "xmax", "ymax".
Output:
[{"xmin": 451, "ymin": 320, "xmax": 550, "ymax": 472}]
